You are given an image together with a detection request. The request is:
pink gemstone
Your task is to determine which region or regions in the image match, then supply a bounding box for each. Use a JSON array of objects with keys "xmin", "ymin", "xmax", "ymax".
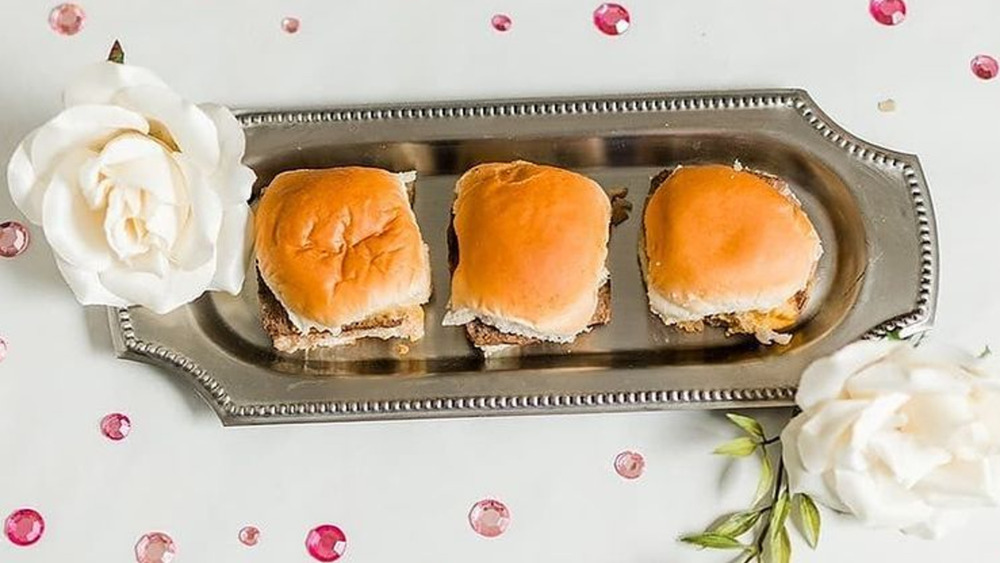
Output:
[
  {"xmin": 971, "ymin": 55, "xmax": 999, "ymax": 80},
  {"xmin": 491, "ymin": 14, "xmax": 512, "ymax": 32},
  {"xmin": 468, "ymin": 499, "xmax": 510, "ymax": 538},
  {"xmin": 100, "ymin": 413, "xmax": 131, "ymax": 441},
  {"xmin": 5, "ymin": 509, "xmax": 44, "ymax": 547},
  {"xmin": 306, "ymin": 525, "xmax": 347, "ymax": 561},
  {"xmin": 239, "ymin": 526, "xmax": 260, "ymax": 547},
  {"xmin": 593, "ymin": 3, "xmax": 631, "ymax": 36},
  {"xmin": 0, "ymin": 338, "xmax": 7, "ymax": 363},
  {"xmin": 0, "ymin": 221, "xmax": 30, "ymax": 258},
  {"xmin": 614, "ymin": 451, "xmax": 646, "ymax": 479},
  {"xmin": 135, "ymin": 532, "xmax": 176, "ymax": 563},
  {"xmin": 48, "ymin": 3, "xmax": 86, "ymax": 35},
  {"xmin": 869, "ymin": 0, "xmax": 906, "ymax": 26},
  {"xmin": 282, "ymin": 17, "xmax": 301, "ymax": 34}
]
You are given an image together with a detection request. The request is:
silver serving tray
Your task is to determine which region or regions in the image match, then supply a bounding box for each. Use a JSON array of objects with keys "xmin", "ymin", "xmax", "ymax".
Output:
[{"xmin": 108, "ymin": 90, "xmax": 937, "ymax": 426}]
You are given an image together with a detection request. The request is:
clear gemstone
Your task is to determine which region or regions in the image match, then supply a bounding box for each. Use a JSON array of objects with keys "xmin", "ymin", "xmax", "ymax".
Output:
[
  {"xmin": 306, "ymin": 525, "xmax": 347, "ymax": 561},
  {"xmin": 5, "ymin": 509, "xmax": 44, "ymax": 546},
  {"xmin": 491, "ymin": 14, "xmax": 512, "ymax": 32},
  {"xmin": 239, "ymin": 526, "xmax": 260, "ymax": 547},
  {"xmin": 135, "ymin": 532, "xmax": 176, "ymax": 563},
  {"xmin": 593, "ymin": 3, "xmax": 631, "ymax": 36},
  {"xmin": 869, "ymin": 0, "xmax": 906, "ymax": 26},
  {"xmin": 614, "ymin": 451, "xmax": 646, "ymax": 479},
  {"xmin": 0, "ymin": 221, "xmax": 30, "ymax": 258},
  {"xmin": 469, "ymin": 499, "xmax": 510, "ymax": 538},
  {"xmin": 971, "ymin": 55, "xmax": 999, "ymax": 80},
  {"xmin": 48, "ymin": 3, "xmax": 86, "ymax": 35},
  {"xmin": 100, "ymin": 413, "xmax": 131, "ymax": 441},
  {"xmin": 877, "ymin": 98, "xmax": 897, "ymax": 112},
  {"xmin": 282, "ymin": 17, "xmax": 301, "ymax": 34}
]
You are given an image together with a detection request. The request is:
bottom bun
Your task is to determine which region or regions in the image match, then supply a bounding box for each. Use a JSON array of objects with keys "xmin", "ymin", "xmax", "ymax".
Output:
[
  {"xmin": 460, "ymin": 282, "xmax": 612, "ymax": 353},
  {"xmin": 258, "ymin": 272, "xmax": 424, "ymax": 353}
]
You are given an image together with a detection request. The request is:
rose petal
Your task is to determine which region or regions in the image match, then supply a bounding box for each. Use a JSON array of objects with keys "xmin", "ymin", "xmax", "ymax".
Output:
[
  {"xmin": 200, "ymin": 103, "xmax": 255, "ymax": 204},
  {"xmin": 797, "ymin": 341, "xmax": 903, "ymax": 411},
  {"xmin": 844, "ymin": 362, "xmax": 909, "ymax": 398},
  {"xmin": 64, "ymin": 62, "xmax": 169, "ymax": 107},
  {"xmin": 849, "ymin": 392, "xmax": 910, "ymax": 451},
  {"xmin": 834, "ymin": 469, "xmax": 933, "ymax": 531},
  {"xmin": 104, "ymin": 186, "xmax": 150, "ymax": 260},
  {"xmin": 99, "ymin": 260, "xmax": 215, "ymax": 314},
  {"xmin": 914, "ymin": 459, "xmax": 1000, "ymax": 507},
  {"xmin": 29, "ymin": 105, "xmax": 149, "ymax": 184},
  {"xmin": 209, "ymin": 203, "xmax": 252, "ymax": 294},
  {"xmin": 902, "ymin": 394, "xmax": 976, "ymax": 449},
  {"xmin": 868, "ymin": 431, "xmax": 952, "ymax": 488},
  {"xmin": 8, "ymin": 130, "xmax": 44, "ymax": 223},
  {"xmin": 55, "ymin": 257, "xmax": 128, "ymax": 308},
  {"xmin": 97, "ymin": 133, "xmax": 186, "ymax": 205},
  {"xmin": 41, "ymin": 148, "xmax": 114, "ymax": 270},
  {"xmin": 167, "ymin": 154, "xmax": 222, "ymax": 266},
  {"xmin": 113, "ymin": 85, "xmax": 220, "ymax": 170},
  {"xmin": 797, "ymin": 400, "xmax": 870, "ymax": 473},
  {"xmin": 970, "ymin": 389, "xmax": 1000, "ymax": 448},
  {"xmin": 892, "ymin": 340, "xmax": 979, "ymax": 373},
  {"xmin": 782, "ymin": 414, "xmax": 850, "ymax": 512}
]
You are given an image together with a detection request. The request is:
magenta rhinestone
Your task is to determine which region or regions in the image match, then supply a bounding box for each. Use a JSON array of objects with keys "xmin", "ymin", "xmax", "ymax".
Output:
[
  {"xmin": 971, "ymin": 55, "xmax": 999, "ymax": 80},
  {"xmin": 614, "ymin": 451, "xmax": 646, "ymax": 479},
  {"xmin": 5, "ymin": 509, "xmax": 45, "ymax": 547},
  {"xmin": 48, "ymin": 3, "xmax": 86, "ymax": 35},
  {"xmin": 869, "ymin": 0, "xmax": 906, "ymax": 26},
  {"xmin": 491, "ymin": 14, "xmax": 512, "ymax": 32},
  {"xmin": 469, "ymin": 499, "xmax": 510, "ymax": 538},
  {"xmin": 0, "ymin": 221, "xmax": 30, "ymax": 258},
  {"xmin": 306, "ymin": 524, "xmax": 347, "ymax": 561},
  {"xmin": 593, "ymin": 3, "xmax": 631, "ymax": 36},
  {"xmin": 239, "ymin": 526, "xmax": 260, "ymax": 547},
  {"xmin": 100, "ymin": 413, "xmax": 131, "ymax": 441},
  {"xmin": 282, "ymin": 17, "xmax": 301, "ymax": 34},
  {"xmin": 135, "ymin": 532, "xmax": 176, "ymax": 563}
]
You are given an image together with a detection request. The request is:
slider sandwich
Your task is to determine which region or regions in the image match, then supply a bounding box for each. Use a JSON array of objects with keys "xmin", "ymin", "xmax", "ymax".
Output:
[
  {"xmin": 641, "ymin": 164, "xmax": 822, "ymax": 345},
  {"xmin": 443, "ymin": 161, "xmax": 613, "ymax": 354},
  {"xmin": 254, "ymin": 167, "xmax": 432, "ymax": 353}
]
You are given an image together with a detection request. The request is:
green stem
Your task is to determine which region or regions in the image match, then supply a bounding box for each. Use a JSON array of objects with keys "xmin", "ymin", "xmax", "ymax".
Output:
[
  {"xmin": 754, "ymin": 454, "xmax": 786, "ymax": 560},
  {"xmin": 761, "ymin": 436, "xmax": 781, "ymax": 446}
]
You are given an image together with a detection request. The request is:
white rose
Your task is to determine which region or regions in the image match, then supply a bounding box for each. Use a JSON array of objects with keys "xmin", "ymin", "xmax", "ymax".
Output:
[
  {"xmin": 782, "ymin": 340, "xmax": 1000, "ymax": 538},
  {"xmin": 7, "ymin": 61, "xmax": 255, "ymax": 314}
]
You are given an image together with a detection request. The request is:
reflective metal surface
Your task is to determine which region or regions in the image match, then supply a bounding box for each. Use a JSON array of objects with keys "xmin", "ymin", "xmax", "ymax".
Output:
[{"xmin": 108, "ymin": 90, "xmax": 937, "ymax": 425}]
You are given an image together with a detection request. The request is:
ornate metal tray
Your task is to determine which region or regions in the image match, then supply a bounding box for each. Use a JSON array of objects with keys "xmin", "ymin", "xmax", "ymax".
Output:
[{"xmin": 108, "ymin": 89, "xmax": 937, "ymax": 425}]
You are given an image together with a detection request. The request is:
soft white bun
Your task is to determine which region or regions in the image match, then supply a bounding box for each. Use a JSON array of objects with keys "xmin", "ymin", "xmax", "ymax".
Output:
[
  {"xmin": 443, "ymin": 161, "xmax": 611, "ymax": 340},
  {"xmin": 255, "ymin": 167, "xmax": 431, "ymax": 334},
  {"xmin": 643, "ymin": 164, "xmax": 822, "ymax": 324}
]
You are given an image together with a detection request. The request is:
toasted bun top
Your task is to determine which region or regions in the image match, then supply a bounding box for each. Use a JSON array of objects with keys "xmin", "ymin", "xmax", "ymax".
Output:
[
  {"xmin": 255, "ymin": 167, "xmax": 431, "ymax": 329},
  {"xmin": 644, "ymin": 165, "xmax": 821, "ymax": 315},
  {"xmin": 448, "ymin": 161, "xmax": 611, "ymax": 337}
]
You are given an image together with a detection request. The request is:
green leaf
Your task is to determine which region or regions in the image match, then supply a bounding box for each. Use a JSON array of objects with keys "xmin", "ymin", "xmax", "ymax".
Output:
[
  {"xmin": 793, "ymin": 494, "xmax": 821, "ymax": 549},
  {"xmin": 107, "ymin": 40, "xmax": 125, "ymax": 64},
  {"xmin": 726, "ymin": 413, "xmax": 765, "ymax": 441},
  {"xmin": 679, "ymin": 533, "xmax": 746, "ymax": 550},
  {"xmin": 714, "ymin": 436, "xmax": 758, "ymax": 457},
  {"xmin": 767, "ymin": 491, "xmax": 790, "ymax": 542},
  {"xmin": 764, "ymin": 527, "xmax": 791, "ymax": 563},
  {"xmin": 753, "ymin": 450, "xmax": 774, "ymax": 507},
  {"xmin": 708, "ymin": 511, "xmax": 763, "ymax": 538}
]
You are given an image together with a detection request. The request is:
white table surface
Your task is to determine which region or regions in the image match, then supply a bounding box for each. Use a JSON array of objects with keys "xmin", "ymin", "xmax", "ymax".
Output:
[{"xmin": 2, "ymin": 1, "xmax": 999, "ymax": 561}]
